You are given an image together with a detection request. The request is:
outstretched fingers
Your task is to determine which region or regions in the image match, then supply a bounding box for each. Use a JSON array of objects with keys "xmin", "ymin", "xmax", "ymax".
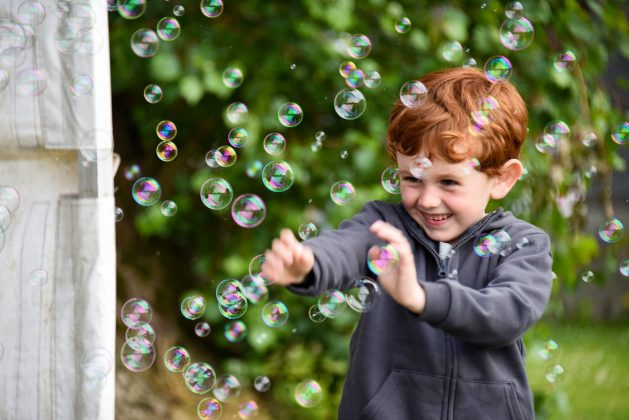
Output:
[{"xmin": 369, "ymin": 221, "xmax": 413, "ymax": 260}]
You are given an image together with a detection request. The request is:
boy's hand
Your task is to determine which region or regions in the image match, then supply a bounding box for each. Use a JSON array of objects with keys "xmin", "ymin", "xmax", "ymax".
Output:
[
  {"xmin": 261, "ymin": 228, "xmax": 315, "ymax": 286},
  {"xmin": 369, "ymin": 221, "xmax": 426, "ymax": 314}
]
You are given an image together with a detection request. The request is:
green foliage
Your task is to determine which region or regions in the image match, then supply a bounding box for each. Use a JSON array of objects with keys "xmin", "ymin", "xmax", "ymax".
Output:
[{"xmin": 111, "ymin": 1, "xmax": 629, "ymax": 417}]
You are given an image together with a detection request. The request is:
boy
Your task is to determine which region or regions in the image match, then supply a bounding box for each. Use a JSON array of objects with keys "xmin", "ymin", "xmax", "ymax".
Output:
[{"xmin": 262, "ymin": 67, "xmax": 553, "ymax": 420}]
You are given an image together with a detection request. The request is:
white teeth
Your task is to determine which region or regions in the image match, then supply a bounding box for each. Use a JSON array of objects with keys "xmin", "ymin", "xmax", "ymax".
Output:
[{"xmin": 429, "ymin": 215, "xmax": 449, "ymax": 221}]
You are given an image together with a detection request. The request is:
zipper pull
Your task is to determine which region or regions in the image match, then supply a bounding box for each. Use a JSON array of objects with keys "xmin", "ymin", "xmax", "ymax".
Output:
[
  {"xmin": 438, "ymin": 258, "xmax": 447, "ymax": 278},
  {"xmin": 437, "ymin": 242, "xmax": 452, "ymax": 278}
]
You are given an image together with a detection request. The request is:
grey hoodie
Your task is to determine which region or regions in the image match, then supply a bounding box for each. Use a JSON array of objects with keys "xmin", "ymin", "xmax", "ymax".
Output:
[{"xmin": 289, "ymin": 200, "xmax": 553, "ymax": 420}]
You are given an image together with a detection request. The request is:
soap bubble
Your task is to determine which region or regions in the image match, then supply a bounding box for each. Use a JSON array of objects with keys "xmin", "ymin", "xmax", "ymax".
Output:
[
  {"xmin": 225, "ymin": 102, "xmax": 248, "ymax": 125},
  {"xmin": 346, "ymin": 276, "xmax": 381, "ymax": 313},
  {"xmin": 330, "ymin": 181, "xmax": 356, "ymax": 206},
  {"xmin": 410, "ymin": 156, "xmax": 432, "ymax": 179},
  {"xmin": 598, "ymin": 218, "xmax": 624, "ymax": 243},
  {"xmin": 581, "ymin": 270, "xmax": 594, "ymax": 283},
  {"xmin": 278, "ymin": 102, "xmax": 303, "ymax": 127},
  {"xmin": 160, "ymin": 200, "xmax": 177, "ymax": 216},
  {"xmin": 214, "ymin": 145, "xmax": 237, "ymax": 167},
  {"xmin": 241, "ymin": 275, "xmax": 268, "ymax": 304},
  {"xmin": 173, "ymin": 5, "xmax": 184, "ymax": 16},
  {"xmin": 499, "ymin": 17, "xmax": 534, "ymax": 50},
  {"xmin": 249, "ymin": 254, "xmax": 271, "ymax": 285},
  {"xmin": 70, "ymin": 74, "xmax": 93, "ymax": 96},
  {"xmin": 156, "ymin": 140, "xmax": 177, "ymax": 162},
  {"xmin": 0, "ymin": 186, "xmax": 20, "ymax": 212},
  {"xmin": 262, "ymin": 160, "xmax": 294, "ymax": 192},
  {"xmin": 81, "ymin": 347, "xmax": 112, "ymax": 382},
  {"xmin": 200, "ymin": 178, "xmax": 233, "ymax": 210},
  {"xmin": 197, "ymin": 398, "xmax": 222, "ymax": 420},
  {"xmin": 195, "ymin": 321, "xmax": 211, "ymax": 337},
  {"xmin": 228, "ymin": 127, "xmax": 249, "ymax": 148},
  {"xmin": 181, "ymin": 295, "xmax": 206, "ymax": 320},
  {"xmin": 537, "ymin": 339, "xmax": 559, "ymax": 360},
  {"xmin": 295, "ymin": 379, "xmax": 323, "ymax": 407},
  {"xmin": 315, "ymin": 131, "xmax": 326, "ymax": 142},
  {"xmin": 132, "ymin": 177, "xmax": 161, "ymax": 206},
  {"xmin": 339, "ymin": 61, "xmax": 356, "ymax": 78},
  {"xmin": 16, "ymin": 68, "xmax": 47, "ymax": 96},
  {"xmin": 205, "ymin": 150, "xmax": 219, "ymax": 168},
  {"xmin": 340, "ymin": 150, "xmax": 349, "ymax": 159},
  {"xmin": 463, "ymin": 57, "xmax": 478, "ymax": 68},
  {"xmin": 399, "ymin": 81, "xmax": 428, "ymax": 107},
  {"xmin": 545, "ymin": 364, "xmax": 565, "ymax": 384},
  {"xmin": 156, "ymin": 17, "xmax": 180, "ymax": 41},
  {"xmin": 117, "ymin": 0, "xmax": 146, "ymax": 19},
  {"xmin": 216, "ymin": 279, "xmax": 245, "ymax": 305},
  {"xmin": 345, "ymin": 68, "xmax": 365, "ymax": 88},
  {"xmin": 121, "ymin": 298, "xmax": 152, "ymax": 327},
  {"xmin": 184, "ymin": 362, "xmax": 217, "ymax": 394},
  {"xmin": 120, "ymin": 342, "xmax": 155, "ymax": 372},
  {"xmin": 29, "ymin": 269, "xmax": 48, "ymax": 287},
  {"xmin": 368, "ymin": 244, "xmax": 400, "ymax": 275},
  {"xmin": 222, "ymin": 67, "xmax": 243, "ymax": 88},
  {"xmin": 262, "ymin": 301, "xmax": 289, "ymax": 327},
  {"xmin": 130, "ymin": 28, "xmax": 159, "ymax": 58},
  {"xmin": 163, "ymin": 346, "xmax": 191, "ymax": 372},
  {"xmin": 231, "ymin": 194, "xmax": 266, "ymax": 228},
  {"xmin": 543, "ymin": 120, "xmax": 570, "ymax": 149},
  {"xmin": 114, "ymin": 207, "xmax": 124, "ymax": 222},
  {"xmin": 505, "ymin": 1, "xmax": 524, "ymax": 18},
  {"xmin": 200, "ymin": 0, "xmax": 224, "ymax": 18},
  {"xmin": 125, "ymin": 323, "xmax": 156, "ymax": 352},
  {"xmin": 263, "ymin": 132, "xmax": 286, "ymax": 155},
  {"xmin": 156, "ymin": 120, "xmax": 177, "ymax": 141},
  {"xmin": 123, "ymin": 164, "xmax": 141, "ymax": 180},
  {"xmin": 308, "ymin": 304, "xmax": 326, "ymax": 323},
  {"xmin": 317, "ymin": 289, "xmax": 346, "ymax": 318},
  {"xmin": 246, "ymin": 161, "xmax": 263, "ymax": 178},
  {"xmin": 334, "ymin": 88, "xmax": 366, "ymax": 120},
  {"xmin": 474, "ymin": 234, "xmax": 498, "ymax": 257},
  {"xmin": 347, "ymin": 34, "xmax": 371, "ymax": 59},
  {"xmin": 440, "ymin": 41, "xmax": 464, "ymax": 63},
  {"xmin": 395, "ymin": 17, "xmax": 412, "ymax": 34},
  {"xmin": 581, "ymin": 132, "xmax": 597, "ymax": 148},
  {"xmin": 619, "ymin": 258, "xmax": 629, "ymax": 277},
  {"xmin": 143, "ymin": 84, "xmax": 162, "ymax": 103},
  {"xmin": 364, "ymin": 70, "xmax": 381, "ymax": 88},
  {"xmin": 298, "ymin": 222, "xmax": 318, "ymax": 240},
  {"xmin": 515, "ymin": 237, "xmax": 529, "ymax": 250},
  {"xmin": 218, "ymin": 292, "xmax": 248, "ymax": 320},
  {"xmin": 254, "ymin": 376, "xmax": 271, "ymax": 392},
  {"xmin": 224, "ymin": 320, "xmax": 247, "ymax": 343},
  {"xmin": 237, "ymin": 401, "xmax": 258, "ymax": 419},
  {"xmin": 484, "ymin": 56, "xmax": 512, "ymax": 82},
  {"xmin": 611, "ymin": 122, "xmax": 629, "ymax": 145},
  {"xmin": 553, "ymin": 50, "xmax": 577, "ymax": 72},
  {"xmin": 213, "ymin": 375, "xmax": 241, "ymax": 402},
  {"xmin": 17, "ymin": 1, "xmax": 47, "ymax": 26}
]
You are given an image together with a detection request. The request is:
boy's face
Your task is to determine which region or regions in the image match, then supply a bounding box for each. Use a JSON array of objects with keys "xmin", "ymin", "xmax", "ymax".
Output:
[{"xmin": 397, "ymin": 152, "xmax": 497, "ymax": 244}]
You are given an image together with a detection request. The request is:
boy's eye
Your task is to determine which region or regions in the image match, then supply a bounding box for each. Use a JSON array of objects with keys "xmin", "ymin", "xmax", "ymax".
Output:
[
  {"xmin": 403, "ymin": 176, "xmax": 421, "ymax": 183},
  {"xmin": 440, "ymin": 179, "xmax": 459, "ymax": 186}
]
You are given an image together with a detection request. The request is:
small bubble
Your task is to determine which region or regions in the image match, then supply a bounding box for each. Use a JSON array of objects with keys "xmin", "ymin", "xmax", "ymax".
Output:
[
  {"xmin": 114, "ymin": 207, "xmax": 124, "ymax": 222},
  {"xmin": 254, "ymin": 375, "xmax": 271, "ymax": 392},
  {"xmin": 581, "ymin": 270, "xmax": 594, "ymax": 283},
  {"xmin": 173, "ymin": 5, "xmax": 184, "ymax": 16},
  {"xmin": 290, "ymin": 63, "xmax": 296, "ymax": 70},
  {"xmin": 340, "ymin": 150, "xmax": 349, "ymax": 159}
]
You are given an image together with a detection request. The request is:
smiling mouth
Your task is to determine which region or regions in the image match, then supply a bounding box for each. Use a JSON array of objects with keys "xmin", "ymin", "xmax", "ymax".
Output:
[{"xmin": 421, "ymin": 213, "xmax": 453, "ymax": 225}]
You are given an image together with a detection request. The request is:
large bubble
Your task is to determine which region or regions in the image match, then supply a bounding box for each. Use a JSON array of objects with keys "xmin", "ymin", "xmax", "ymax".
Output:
[
  {"xmin": 298, "ymin": 222, "xmax": 318, "ymax": 240},
  {"xmin": 381, "ymin": 166, "xmax": 400, "ymax": 194},
  {"xmin": 200, "ymin": 0, "xmax": 224, "ymax": 18},
  {"xmin": 215, "ymin": 145, "xmax": 237, "ymax": 167},
  {"xmin": 367, "ymin": 244, "xmax": 400, "ymax": 275},
  {"xmin": 184, "ymin": 362, "xmax": 217, "ymax": 394},
  {"xmin": 278, "ymin": 102, "xmax": 303, "ymax": 127},
  {"xmin": 399, "ymin": 81, "xmax": 428, "ymax": 107},
  {"xmin": 295, "ymin": 379, "xmax": 323, "ymax": 407},
  {"xmin": 224, "ymin": 320, "xmax": 247, "ymax": 343},
  {"xmin": 200, "ymin": 178, "xmax": 233, "ymax": 210},
  {"xmin": 225, "ymin": 102, "xmax": 248, "ymax": 125},
  {"xmin": 553, "ymin": 50, "xmax": 576, "ymax": 72},
  {"xmin": 231, "ymin": 194, "xmax": 266, "ymax": 228},
  {"xmin": 198, "ymin": 398, "xmax": 222, "ymax": 420},
  {"xmin": 330, "ymin": 181, "xmax": 356, "ymax": 206},
  {"xmin": 484, "ymin": 56, "xmax": 512, "ymax": 83},
  {"xmin": 317, "ymin": 289, "xmax": 346, "ymax": 318},
  {"xmin": 130, "ymin": 28, "xmax": 159, "ymax": 58},
  {"xmin": 163, "ymin": 346, "xmax": 191, "ymax": 372},
  {"xmin": 213, "ymin": 375, "xmax": 241, "ymax": 402},
  {"xmin": 346, "ymin": 276, "xmax": 381, "ymax": 313},
  {"xmin": 125, "ymin": 323, "xmax": 156, "ymax": 352},
  {"xmin": 261, "ymin": 300, "xmax": 289, "ymax": 327},
  {"xmin": 156, "ymin": 120, "xmax": 177, "ymax": 141},
  {"xmin": 132, "ymin": 177, "xmax": 161, "ymax": 206},
  {"xmin": 120, "ymin": 342, "xmax": 155, "ymax": 372},
  {"xmin": 181, "ymin": 295, "xmax": 206, "ymax": 320},
  {"xmin": 334, "ymin": 88, "xmax": 366, "ymax": 120},
  {"xmin": 598, "ymin": 218, "xmax": 624, "ymax": 243},
  {"xmin": 156, "ymin": 17, "xmax": 181, "ymax": 41},
  {"xmin": 117, "ymin": 0, "xmax": 146, "ymax": 19},
  {"xmin": 156, "ymin": 140, "xmax": 177, "ymax": 162},
  {"xmin": 263, "ymin": 132, "xmax": 286, "ymax": 155},
  {"xmin": 611, "ymin": 122, "xmax": 629, "ymax": 145},
  {"xmin": 499, "ymin": 17, "xmax": 534, "ymax": 51},
  {"xmin": 262, "ymin": 160, "xmax": 294, "ymax": 192},
  {"xmin": 347, "ymin": 34, "xmax": 371, "ymax": 59},
  {"xmin": 222, "ymin": 67, "xmax": 243, "ymax": 88}
]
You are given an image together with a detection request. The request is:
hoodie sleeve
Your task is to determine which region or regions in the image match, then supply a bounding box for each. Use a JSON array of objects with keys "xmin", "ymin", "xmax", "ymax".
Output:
[
  {"xmin": 287, "ymin": 201, "xmax": 384, "ymax": 296},
  {"xmin": 418, "ymin": 231, "xmax": 553, "ymax": 348}
]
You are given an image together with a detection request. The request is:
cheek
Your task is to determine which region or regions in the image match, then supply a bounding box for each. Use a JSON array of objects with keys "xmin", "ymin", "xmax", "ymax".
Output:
[{"xmin": 400, "ymin": 188, "xmax": 417, "ymax": 208}]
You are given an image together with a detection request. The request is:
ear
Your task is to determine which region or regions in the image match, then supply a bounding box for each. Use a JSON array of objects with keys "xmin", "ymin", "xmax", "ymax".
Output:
[{"xmin": 490, "ymin": 159, "xmax": 523, "ymax": 200}]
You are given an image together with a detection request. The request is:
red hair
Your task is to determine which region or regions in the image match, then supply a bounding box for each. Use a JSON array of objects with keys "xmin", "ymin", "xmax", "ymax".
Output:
[{"xmin": 386, "ymin": 67, "xmax": 528, "ymax": 176}]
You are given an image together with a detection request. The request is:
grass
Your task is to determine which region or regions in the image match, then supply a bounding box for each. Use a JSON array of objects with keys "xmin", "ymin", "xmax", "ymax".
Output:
[{"xmin": 525, "ymin": 321, "xmax": 629, "ymax": 419}]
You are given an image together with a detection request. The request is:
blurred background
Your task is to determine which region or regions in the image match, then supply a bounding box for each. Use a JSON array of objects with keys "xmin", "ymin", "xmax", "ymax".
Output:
[{"xmin": 109, "ymin": 0, "xmax": 629, "ymax": 418}]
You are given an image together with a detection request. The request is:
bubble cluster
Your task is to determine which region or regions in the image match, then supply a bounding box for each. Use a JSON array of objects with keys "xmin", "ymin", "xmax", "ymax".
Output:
[
  {"xmin": 553, "ymin": 50, "xmax": 577, "ymax": 72},
  {"xmin": 598, "ymin": 218, "xmax": 624, "ymax": 243},
  {"xmin": 262, "ymin": 301, "xmax": 289, "ymax": 327},
  {"xmin": 499, "ymin": 17, "xmax": 534, "ymax": 51},
  {"xmin": 381, "ymin": 166, "xmax": 400, "ymax": 194},
  {"xmin": 228, "ymin": 127, "xmax": 249, "ymax": 148},
  {"xmin": 367, "ymin": 244, "xmax": 400, "ymax": 275},
  {"xmin": 163, "ymin": 346, "xmax": 191, "ymax": 372},
  {"xmin": 132, "ymin": 177, "xmax": 161, "ymax": 206},
  {"xmin": 181, "ymin": 295, "xmax": 206, "ymax": 320},
  {"xmin": 330, "ymin": 181, "xmax": 356, "ymax": 206},
  {"xmin": 157, "ymin": 17, "xmax": 180, "ymax": 41},
  {"xmin": 298, "ymin": 222, "xmax": 318, "ymax": 240},
  {"xmin": 213, "ymin": 374, "xmax": 241, "ymax": 402},
  {"xmin": 395, "ymin": 17, "xmax": 412, "ymax": 34},
  {"xmin": 156, "ymin": 120, "xmax": 177, "ymax": 141},
  {"xmin": 484, "ymin": 56, "xmax": 512, "ymax": 83},
  {"xmin": 197, "ymin": 398, "xmax": 223, "ymax": 420},
  {"xmin": 160, "ymin": 200, "xmax": 177, "ymax": 216},
  {"xmin": 346, "ymin": 276, "xmax": 381, "ymax": 313},
  {"xmin": 200, "ymin": 0, "xmax": 224, "ymax": 18},
  {"xmin": 222, "ymin": 67, "xmax": 243, "ymax": 88},
  {"xmin": 143, "ymin": 84, "xmax": 162, "ymax": 103},
  {"xmin": 399, "ymin": 81, "xmax": 428, "ymax": 107},
  {"xmin": 200, "ymin": 178, "xmax": 233, "ymax": 210},
  {"xmin": 184, "ymin": 362, "xmax": 217, "ymax": 394},
  {"xmin": 156, "ymin": 140, "xmax": 177, "ymax": 162},
  {"xmin": 611, "ymin": 122, "xmax": 629, "ymax": 145},
  {"xmin": 224, "ymin": 320, "xmax": 247, "ymax": 343},
  {"xmin": 347, "ymin": 34, "xmax": 372, "ymax": 59},
  {"xmin": 231, "ymin": 194, "xmax": 266, "ymax": 228},
  {"xmin": 317, "ymin": 289, "xmax": 346, "ymax": 318},
  {"xmin": 278, "ymin": 102, "xmax": 303, "ymax": 127},
  {"xmin": 295, "ymin": 379, "xmax": 323, "ymax": 407},
  {"xmin": 263, "ymin": 132, "xmax": 286, "ymax": 155},
  {"xmin": 262, "ymin": 160, "xmax": 294, "ymax": 192},
  {"xmin": 334, "ymin": 88, "xmax": 366, "ymax": 120},
  {"xmin": 130, "ymin": 28, "xmax": 159, "ymax": 58}
]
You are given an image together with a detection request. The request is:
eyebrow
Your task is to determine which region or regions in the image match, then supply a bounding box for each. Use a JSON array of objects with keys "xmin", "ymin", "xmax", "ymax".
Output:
[{"xmin": 398, "ymin": 169, "xmax": 463, "ymax": 180}]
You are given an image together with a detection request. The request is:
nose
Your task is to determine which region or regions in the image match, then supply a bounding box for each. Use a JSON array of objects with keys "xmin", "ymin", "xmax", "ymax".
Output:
[{"xmin": 417, "ymin": 184, "xmax": 441, "ymax": 209}]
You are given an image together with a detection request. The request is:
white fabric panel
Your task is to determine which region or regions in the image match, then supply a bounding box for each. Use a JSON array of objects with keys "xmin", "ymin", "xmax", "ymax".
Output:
[{"xmin": 0, "ymin": 1, "xmax": 115, "ymax": 419}]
